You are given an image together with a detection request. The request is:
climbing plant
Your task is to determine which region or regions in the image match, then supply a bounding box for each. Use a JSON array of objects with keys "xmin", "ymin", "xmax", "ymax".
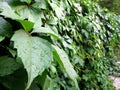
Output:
[{"xmin": 0, "ymin": 0, "xmax": 120, "ymax": 90}]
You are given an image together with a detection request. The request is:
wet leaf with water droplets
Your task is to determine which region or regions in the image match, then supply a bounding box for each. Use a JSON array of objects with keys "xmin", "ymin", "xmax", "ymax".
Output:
[{"xmin": 11, "ymin": 30, "xmax": 53, "ymax": 90}]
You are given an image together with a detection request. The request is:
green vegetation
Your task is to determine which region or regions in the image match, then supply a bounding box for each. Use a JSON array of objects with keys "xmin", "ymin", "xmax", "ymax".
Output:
[
  {"xmin": 0, "ymin": 0, "xmax": 120, "ymax": 90},
  {"xmin": 99, "ymin": 0, "xmax": 120, "ymax": 15}
]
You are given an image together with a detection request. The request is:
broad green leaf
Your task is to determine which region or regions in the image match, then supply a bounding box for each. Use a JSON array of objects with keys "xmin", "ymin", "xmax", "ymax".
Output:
[
  {"xmin": 0, "ymin": 17, "xmax": 13, "ymax": 37},
  {"xmin": 52, "ymin": 45, "xmax": 79, "ymax": 89},
  {"xmin": 0, "ymin": 56, "xmax": 20, "ymax": 76},
  {"xmin": 0, "ymin": 2, "xmax": 21, "ymax": 19},
  {"xmin": 11, "ymin": 30, "xmax": 52, "ymax": 90},
  {"xmin": 49, "ymin": 2, "xmax": 65, "ymax": 19},
  {"xmin": 14, "ymin": 4, "xmax": 43, "ymax": 23},
  {"xmin": 32, "ymin": 1, "xmax": 47, "ymax": 9},
  {"xmin": 15, "ymin": 6, "xmax": 30, "ymax": 19},
  {"xmin": 0, "ymin": 36, "xmax": 5, "ymax": 42},
  {"xmin": 16, "ymin": 20, "xmax": 34, "ymax": 32},
  {"xmin": 28, "ymin": 9, "xmax": 44, "ymax": 24},
  {"xmin": 20, "ymin": 0, "xmax": 31, "ymax": 4},
  {"xmin": 32, "ymin": 26, "xmax": 62, "ymax": 40},
  {"xmin": 0, "ymin": 2, "xmax": 32, "ymax": 20}
]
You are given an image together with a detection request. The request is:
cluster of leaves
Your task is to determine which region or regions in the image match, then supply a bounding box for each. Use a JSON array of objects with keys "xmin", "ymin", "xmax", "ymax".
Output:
[
  {"xmin": 0, "ymin": 0, "xmax": 120, "ymax": 90},
  {"xmin": 110, "ymin": 46, "xmax": 120, "ymax": 77},
  {"xmin": 93, "ymin": 0, "xmax": 120, "ymax": 77}
]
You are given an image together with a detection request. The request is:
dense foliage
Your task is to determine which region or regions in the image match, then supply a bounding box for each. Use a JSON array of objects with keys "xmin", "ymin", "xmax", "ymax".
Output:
[
  {"xmin": 0, "ymin": 0, "xmax": 120, "ymax": 90},
  {"xmin": 98, "ymin": 0, "xmax": 120, "ymax": 15}
]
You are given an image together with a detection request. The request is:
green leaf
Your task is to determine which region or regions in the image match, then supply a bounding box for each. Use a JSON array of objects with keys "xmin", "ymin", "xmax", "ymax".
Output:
[
  {"xmin": 81, "ymin": 29, "xmax": 89, "ymax": 38},
  {"xmin": 32, "ymin": 26, "xmax": 62, "ymax": 40},
  {"xmin": 49, "ymin": 2, "xmax": 65, "ymax": 19},
  {"xmin": 0, "ymin": 56, "xmax": 20, "ymax": 76},
  {"xmin": 28, "ymin": 9, "xmax": 45, "ymax": 26},
  {"xmin": 15, "ymin": 5, "xmax": 30, "ymax": 20},
  {"xmin": 0, "ymin": 17, "xmax": 13, "ymax": 37},
  {"xmin": 0, "ymin": 36, "xmax": 5, "ymax": 42},
  {"xmin": 43, "ymin": 75, "xmax": 53, "ymax": 90},
  {"xmin": 11, "ymin": 30, "xmax": 53, "ymax": 90},
  {"xmin": 16, "ymin": 20, "xmax": 34, "ymax": 32},
  {"xmin": 13, "ymin": 4, "xmax": 43, "ymax": 23},
  {"xmin": 20, "ymin": 0, "xmax": 31, "ymax": 4},
  {"xmin": 7, "ymin": 47, "xmax": 16, "ymax": 57},
  {"xmin": 2, "ymin": 0, "xmax": 22, "ymax": 6},
  {"xmin": 52, "ymin": 45, "xmax": 79, "ymax": 89},
  {"xmin": 0, "ymin": 2, "xmax": 21, "ymax": 19},
  {"xmin": 32, "ymin": 1, "xmax": 47, "ymax": 9}
]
